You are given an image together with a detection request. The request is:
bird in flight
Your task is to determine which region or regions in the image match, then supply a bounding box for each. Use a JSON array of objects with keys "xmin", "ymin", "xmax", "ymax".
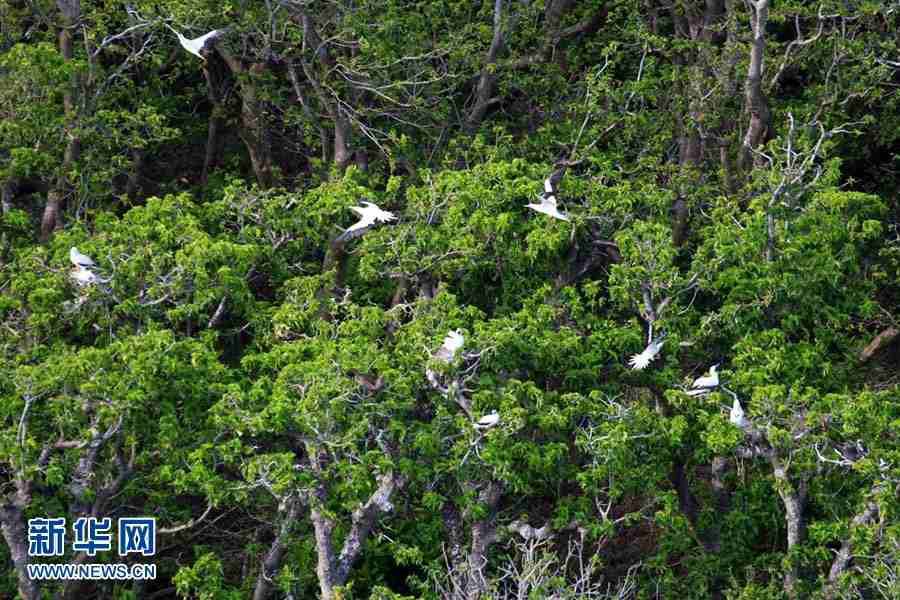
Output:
[
  {"xmin": 526, "ymin": 176, "xmax": 570, "ymax": 221},
  {"xmin": 166, "ymin": 24, "xmax": 227, "ymax": 60},
  {"xmin": 686, "ymin": 364, "xmax": 720, "ymax": 396},
  {"xmin": 628, "ymin": 333, "xmax": 666, "ymax": 370},
  {"xmin": 474, "ymin": 410, "xmax": 500, "ymax": 430},
  {"xmin": 340, "ymin": 201, "xmax": 397, "ymax": 240},
  {"xmin": 730, "ymin": 397, "xmax": 750, "ymax": 430}
]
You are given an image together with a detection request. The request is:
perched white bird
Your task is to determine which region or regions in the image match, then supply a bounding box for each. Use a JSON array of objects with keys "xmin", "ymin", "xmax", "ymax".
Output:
[
  {"xmin": 426, "ymin": 330, "xmax": 465, "ymax": 390},
  {"xmin": 730, "ymin": 397, "xmax": 750, "ymax": 430},
  {"xmin": 628, "ymin": 335, "xmax": 666, "ymax": 370},
  {"xmin": 434, "ymin": 330, "xmax": 464, "ymax": 363},
  {"xmin": 686, "ymin": 364, "xmax": 720, "ymax": 396},
  {"xmin": 166, "ymin": 24, "xmax": 227, "ymax": 59},
  {"xmin": 343, "ymin": 201, "xmax": 397, "ymax": 237},
  {"xmin": 69, "ymin": 247, "xmax": 95, "ymax": 268},
  {"xmin": 474, "ymin": 411, "xmax": 500, "ymax": 430},
  {"xmin": 71, "ymin": 265, "xmax": 98, "ymax": 287}
]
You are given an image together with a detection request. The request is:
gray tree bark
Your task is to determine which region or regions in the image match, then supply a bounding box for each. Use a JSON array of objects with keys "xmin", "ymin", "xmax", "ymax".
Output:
[
  {"xmin": 42, "ymin": 0, "xmax": 82, "ymax": 240},
  {"xmin": 305, "ymin": 443, "xmax": 406, "ymax": 600},
  {"xmin": 738, "ymin": 0, "xmax": 771, "ymax": 173},
  {"xmin": 252, "ymin": 497, "xmax": 302, "ymax": 600}
]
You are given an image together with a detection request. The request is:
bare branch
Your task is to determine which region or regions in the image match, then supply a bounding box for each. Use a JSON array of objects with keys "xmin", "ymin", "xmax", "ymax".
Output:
[
  {"xmin": 158, "ymin": 502, "xmax": 215, "ymax": 535},
  {"xmin": 769, "ymin": 8, "xmax": 831, "ymax": 90},
  {"xmin": 823, "ymin": 484, "xmax": 891, "ymax": 599},
  {"xmin": 334, "ymin": 469, "xmax": 407, "ymax": 582},
  {"xmin": 859, "ymin": 327, "xmax": 898, "ymax": 363}
]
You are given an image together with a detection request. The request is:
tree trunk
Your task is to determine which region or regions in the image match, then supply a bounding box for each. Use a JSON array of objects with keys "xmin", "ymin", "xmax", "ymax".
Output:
[
  {"xmin": 126, "ymin": 148, "xmax": 144, "ymax": 200},
  {"xmin": 354, "ymin": 149, "xmax": 368, "ymax": 173},
  {"xmin": 41, "ymin": 15, "xmax": 81, "ymax": 240},
  {"xmin": 239, "ymin": 79, "xmax": 275, "ymax": 189},
  {"xmin": 771, "ymin": 455, "xmax": 806, "ymax": 600},
  {"xmin": 310, "ymin": 500, "xmax": 339, "ymax": 600},
  {"xmin": 669, "ymin": 1, "xmax": 712, "ymax": 248},
  {"xmin": 464, "ymin": 0, "xmax": 602, "ymax": 132},
  {"xmin": 1, "ymin": 179, "xmax": 14, "ymax": 214},
  {"xmin": 214, "ymin": 48, "xmax": 275, "ymax": 189},
  {"xmin": 0, "ymin": 501, "xmax": 40, "ymax": 600},
  {"xmin": 670, "ymin": 458, "xmax": 699, "ymax": 528},
  {"xmin": 288, "ymin": 10, "xmax": 356, "ymax": 173},
  {"xmin": 253, "ymin": 498, "xmax": 301, "ymax": 600},
  {"xmin": 703, "ymin": 456, "xmax": 731, "ymax": 554},
  {"xmin": 465, "ymin": 0, "xmax": 505, "ymax": 132},
  {"xmin": 781, "ymin": 491, "xmax": 804, "ymax": 598},
  {"xmin": 462, "ymin": 482, "xmax": 503, "ymax": 600},
  {"xmin": 333, "ymin": 111, "xmax": 353, "ymax": 171},
  {"xmin": 306, "ymin": 441, "xmax": 405, "ymax": 600},
  {"xmin": 41, "ymin": 187, "xmax": 64, "ymax": 240},
  {"xmin": 823, "ymin": 498, "xmax": 880, "ymax": 599},
  {"xmin": 765, "ymin": 209, "xmax": 777, "ymax": 262},
  {"xmin": 287, "ymin": 62, "xmax": 330, "ymax": 165},
  {"xmin": 738, "ymin": 0, "xmax": 771, "ymax": 173},
  {"xmin": 203, "ymin": 113, "xmax": 220, "ymax": 184},
  {"xmin": 201, "ymin": 66, "xmax": 225, "ymax": 186}
]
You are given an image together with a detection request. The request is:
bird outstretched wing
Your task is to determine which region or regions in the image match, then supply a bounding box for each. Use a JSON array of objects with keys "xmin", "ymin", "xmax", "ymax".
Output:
[
  {"xmin": 339, "ymin": 201, "xmax": 396, "ymax": 241},
  {"xmin": 628, "ymin": 349, "xmax": 652, "ymax": 370},
  {"xmin": 685, "ymin": 387, "xmax": 711, "ymax": 397},
  {"xmin": 628, "ymin": 335, "xmax": 665, "ymax": 370},
  {"xmin": 342, "ymin": 217, "xmax": 374, "ymax": 234},
  {"xmin": 196, "ymin": 28, "xmax": 227, "ymax": 50}
]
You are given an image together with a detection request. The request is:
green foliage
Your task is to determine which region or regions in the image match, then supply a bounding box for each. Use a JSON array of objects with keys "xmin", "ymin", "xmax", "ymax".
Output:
[
  {"xmin": 174, "ymin": 551, "xmax": 243, "ymax": 600},
  {"xmin": 1, "ymin": 1, "xmax": 899, "ymax": 599}
]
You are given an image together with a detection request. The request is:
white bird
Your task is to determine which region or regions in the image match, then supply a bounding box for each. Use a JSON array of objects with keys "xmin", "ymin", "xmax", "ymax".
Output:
[
  {"xmin": 426, "ymin": 330, "xmax": 465, "ymax": 391},
  {"xmin": 69, "ymin": 247, "xmax": 95, "ymax": 268},
  {"xmin": 166, "ymin": 24, "xmax": 227, "ymax": 60},
  {"xmin": 434, "ymin": 330, "xmax": 464, "ymax": 363},
  {"xmin": 525, "ymin": 175, "xmax": 569, "ymax": 221},
  {"xmin": 526, "ymin": 194, "xmax": 569, "ymax": 221},
  {"xmin": 686, "ymin": 364, "xmax": 720, "ymax": 396},
  {"xmin": 543, "ymin": 176, "xmax": 555, "ymax": 195},
  {"xmin": 70, "ymin": 265, "xmax": 98, "ymax": 287},
  {"xmin": 343, "ymin": 201, "xmax": 397, "ymax": 236},
  {"xmin": 474, "ymin": 411, "xmax": 500, "ymax": 430},
  {"xmin": 628, "ymin": 335, "xmax": 665, "ymax": 370},
  {"xmin": 730, "ymin": 397, "xmax": 750, "ymax": 430}
]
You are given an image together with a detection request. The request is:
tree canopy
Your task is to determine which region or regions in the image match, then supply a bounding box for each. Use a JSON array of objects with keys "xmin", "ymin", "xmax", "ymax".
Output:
[{"xmin": 1, "ymin": 1, "xmax": 899, "ymax": 599}]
